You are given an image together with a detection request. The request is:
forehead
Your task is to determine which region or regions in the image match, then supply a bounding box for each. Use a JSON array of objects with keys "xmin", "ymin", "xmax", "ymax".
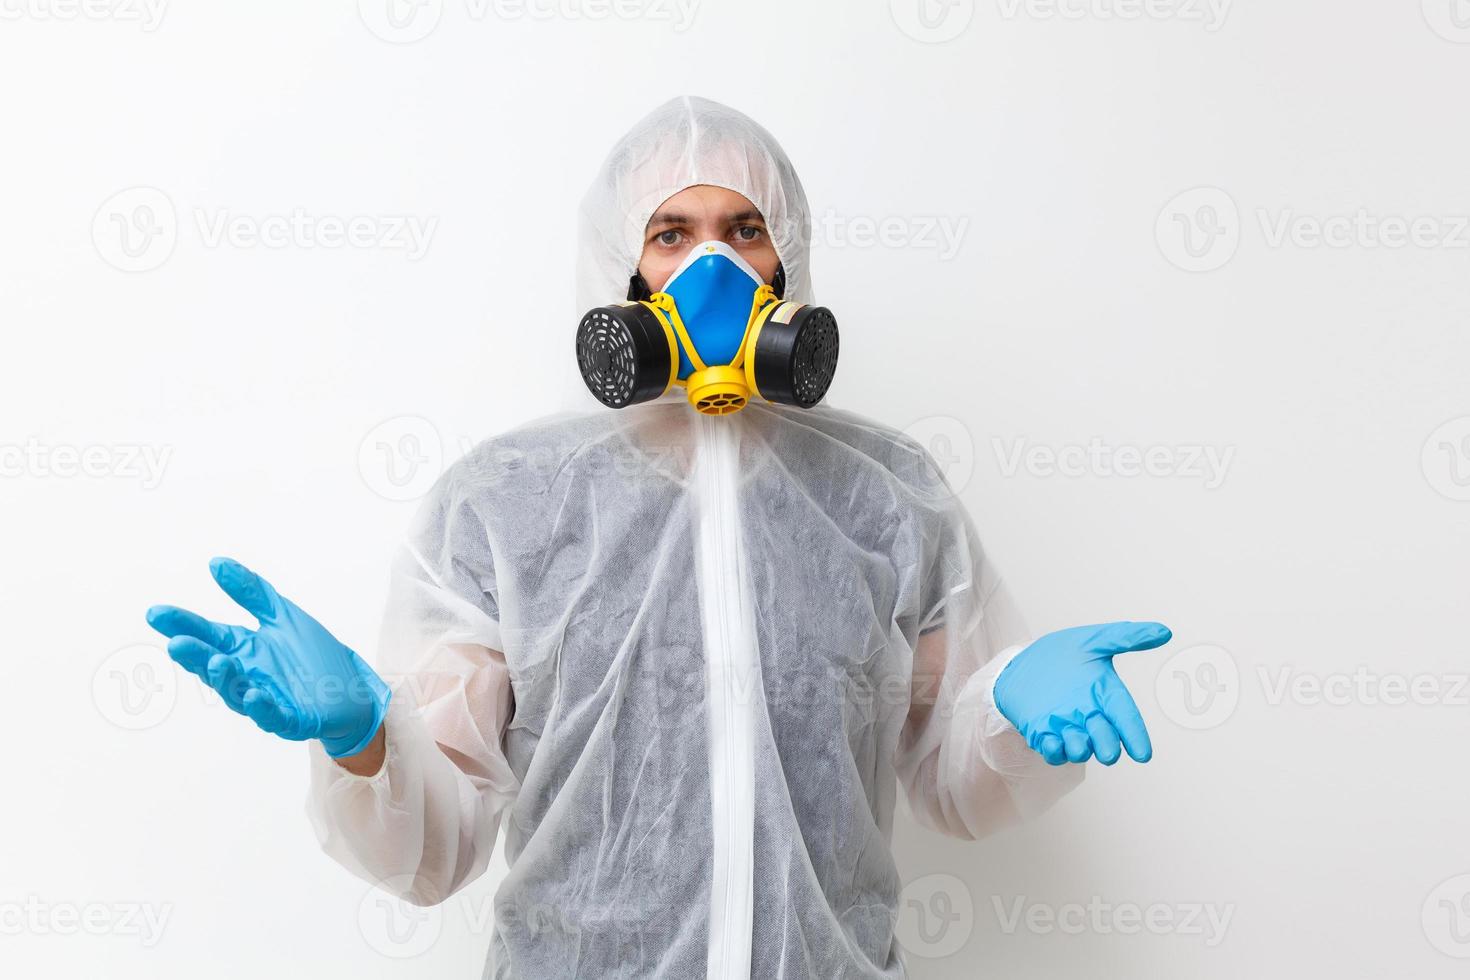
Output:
[{"xmin": 647, "ymin": 184, "xmax": 764, "ymax": 225}]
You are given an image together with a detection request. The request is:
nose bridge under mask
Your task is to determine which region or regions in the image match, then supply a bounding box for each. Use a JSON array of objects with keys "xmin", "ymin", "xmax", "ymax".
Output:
[{"xmin": 659, "ymin": 241, "xmax": 763, "ymax": 375}]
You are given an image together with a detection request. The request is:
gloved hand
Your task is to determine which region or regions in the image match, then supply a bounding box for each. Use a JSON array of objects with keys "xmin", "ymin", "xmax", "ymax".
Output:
[
  {"xmin": 145, "ymin": 557, "xmax": 391, "ymax": 758},
  {"xmin": 994, "ymin": 621, "xmax": 1171, "ymax": 766}
]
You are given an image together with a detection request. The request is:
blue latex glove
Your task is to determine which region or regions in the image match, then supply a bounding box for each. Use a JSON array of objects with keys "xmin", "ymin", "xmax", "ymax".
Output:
[
  {"xmin": 145, "ymin": 557, "xmax": 390, "ymax": 758},
  {"xmin": 994, "ymin": 621, "xmax": 1172, "ymax": 766}
]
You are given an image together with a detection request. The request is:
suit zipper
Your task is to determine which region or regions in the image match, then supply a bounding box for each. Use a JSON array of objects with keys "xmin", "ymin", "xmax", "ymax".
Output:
[{"xmin": 695, "ymin": 412, "xmax": 755, "ymax": 980}]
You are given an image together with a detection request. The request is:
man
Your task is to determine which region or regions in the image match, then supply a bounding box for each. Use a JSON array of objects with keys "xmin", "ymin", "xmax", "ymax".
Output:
[{"xmin": 147, "ymin": 95, "xmax": 1168, "ymax": 978}]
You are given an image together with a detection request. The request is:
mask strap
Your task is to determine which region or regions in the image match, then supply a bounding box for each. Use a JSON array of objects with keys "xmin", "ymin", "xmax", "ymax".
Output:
[
  {"xmin": 646, "ymin": 293, "xmax": 707, "ymax": 374},
  {"xmin": 626, "ymin": 271, "xmax": 653, "ymax": 302},
  {"xmin": 729, "ymin": 285, "xmax": 778, "ymax": 370}
]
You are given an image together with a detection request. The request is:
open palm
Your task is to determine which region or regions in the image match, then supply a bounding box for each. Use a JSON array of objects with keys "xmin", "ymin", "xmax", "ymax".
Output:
[{"xmin": 146, "ymin": 557, "xmax": 389, "ymax": 758}]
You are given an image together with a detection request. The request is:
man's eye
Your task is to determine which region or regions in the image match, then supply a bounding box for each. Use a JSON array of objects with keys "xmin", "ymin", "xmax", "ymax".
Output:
[
  {"xmin": 734, "ymin": 226, "xmax": 764, "ymax": 242},
  {"xmin": 657, "ymin": 230, "xmax": 682, "ymax": 246}
]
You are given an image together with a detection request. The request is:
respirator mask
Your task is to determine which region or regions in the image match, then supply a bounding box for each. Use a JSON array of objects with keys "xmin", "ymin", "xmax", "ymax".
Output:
[{"xmin": 575, "ymin": 241, "xmax": 839, "ymax": 415}]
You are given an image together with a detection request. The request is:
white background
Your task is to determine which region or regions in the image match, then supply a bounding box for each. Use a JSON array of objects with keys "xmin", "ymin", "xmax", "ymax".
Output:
[{"xmin": 3, "ymin": 1, "xmax": 1469, "ymax": 977}]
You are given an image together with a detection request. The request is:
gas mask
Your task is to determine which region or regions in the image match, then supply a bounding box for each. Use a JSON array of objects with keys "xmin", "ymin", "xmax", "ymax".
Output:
[{"xmin": 575, "ymin": 241, "xmax": 839, "ymax": 415}]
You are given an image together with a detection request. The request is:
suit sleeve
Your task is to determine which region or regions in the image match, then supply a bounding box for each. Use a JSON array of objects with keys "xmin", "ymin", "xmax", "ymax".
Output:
[
  {"xmin": 304, "ymin": 459, "xmax": 520, "ymax": 905},
  {"xmin": 892, "ymin": 439, "xmax": 1083, "ymax": 840}
]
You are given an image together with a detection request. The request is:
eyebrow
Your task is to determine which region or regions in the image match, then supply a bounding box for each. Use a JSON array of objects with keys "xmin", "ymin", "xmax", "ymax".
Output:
[
  {"xmin": 646, "ymin": 211, "xmax": 691, "ymax": 229},
  {"xmin": 646, "ymin": 208, "xmax": 768, "ymax": 229}
]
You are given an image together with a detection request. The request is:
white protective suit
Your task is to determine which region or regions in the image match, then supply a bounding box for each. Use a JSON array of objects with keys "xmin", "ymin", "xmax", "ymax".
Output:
[{"xmin": 306, "ymin": 95, "xmax": 1082, "ymax": 979}]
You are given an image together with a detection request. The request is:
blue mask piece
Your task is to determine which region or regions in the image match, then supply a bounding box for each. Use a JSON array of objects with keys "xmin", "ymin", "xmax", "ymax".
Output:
[{"xmin": 659, "ymin": 242, "xmax": 763, "ymax": 380}]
